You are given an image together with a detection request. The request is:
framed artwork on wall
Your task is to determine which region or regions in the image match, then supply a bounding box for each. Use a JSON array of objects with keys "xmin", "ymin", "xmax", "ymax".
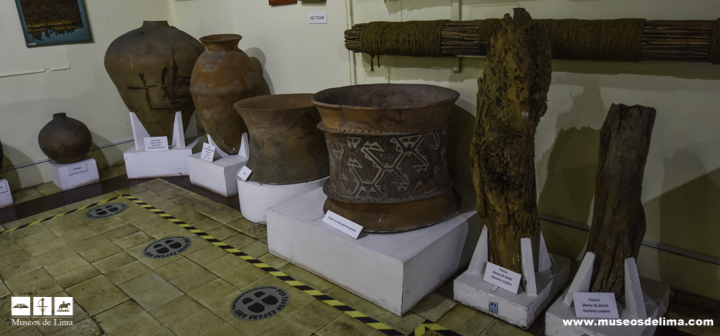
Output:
[{"xmin": 15, "ymin": 0, "xmax": 93, "ymax": 48}]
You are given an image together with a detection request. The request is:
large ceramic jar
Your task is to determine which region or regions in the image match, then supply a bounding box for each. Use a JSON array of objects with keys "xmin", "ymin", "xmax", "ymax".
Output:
[
  {"xmin": 313, "ymin": 84, "xmax": 460, "ymax": 233},
  {"xmin": 38, "ymin": 113, "xmax": 92, "ymax": 164},
  {"xmin": 234, "ymin": 94, "xmax": 328, "ymax": 184},
  {"xmin": 190, "ymin": 34, "xmax": 265, "ymax": 154},
  {"xmin": 104, "ymin": 21, "xmax": 203, "ymax": 140}
]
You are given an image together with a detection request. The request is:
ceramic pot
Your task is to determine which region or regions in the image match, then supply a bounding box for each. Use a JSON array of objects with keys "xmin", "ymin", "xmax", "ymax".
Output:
[
  {"xmin": 190, "ymin": 34, "xmax": 263, "ymax": 154},
  {"xmin": 0, "ymin": 140, "xmax": 4, "ymax": 168},
  {"xmin": 190, "ymin": 34, "xmax": 265, "ymax": 154},
  {"xmin": 234, "ymin": 94, "xmax": 328, "ymax": 184},
  {"xmin": 313, "ymin": 84, "xmax": 460, "ymax": 233},
  {"xmin": 38, "ymin": 113, "xmax": 92, "ymax": 164},
  {"xmin": 104, "ymin": 21, "xmax": 203, "ymax": 140}
]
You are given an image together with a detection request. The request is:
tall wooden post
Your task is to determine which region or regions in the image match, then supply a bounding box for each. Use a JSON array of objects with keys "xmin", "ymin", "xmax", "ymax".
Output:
[
  {"xmin": 586, "ymin": 104, "xmax": 656, "ymax": 297},
  {"xmin": 470, "ymin": 8, "xmax": 552, "ymax": 273}
]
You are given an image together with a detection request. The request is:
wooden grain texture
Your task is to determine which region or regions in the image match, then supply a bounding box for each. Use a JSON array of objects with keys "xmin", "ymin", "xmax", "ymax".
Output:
[
  {"xmin": 586, "ymin": 104, "xmax": 656, "ymax": 297},
  {"xmin": 470, "ymin": 8, "xmax": 552, "ymax": 273}
]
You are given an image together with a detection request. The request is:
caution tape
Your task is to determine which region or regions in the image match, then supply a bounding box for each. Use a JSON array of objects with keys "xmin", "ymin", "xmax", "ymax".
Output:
[
  {"xmin": 0, "ymin": 195, "xmax": 121, "ymax": 235},
  {"xmin": 122, "ymin": 194, "xmax": 459, "ymax": 336}
]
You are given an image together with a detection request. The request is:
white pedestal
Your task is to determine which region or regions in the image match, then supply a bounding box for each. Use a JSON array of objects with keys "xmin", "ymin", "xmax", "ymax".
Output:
[
  {"xmin": 124, "ymin": 111, "xmax": 200, "ymax": 179},
  {"xmin": 238, "ymin": 177, "xmax": 328, "ymax": 224},
  {"xmin": 49, "ymin": 158, "xmax": 100, "ymax": 190},
  {"xmin": 0, "ymin": 179, "xmax": 13, "ymax": 208},
  {"xmin": 188, "ymin": 154, "xmax": 248, "ymax": 197},
  {"xmin": 266, "ymin": 186, "xmax": 480, "ymax": 316},
  {"xmin": 545, "ymin": 253, "xmax": 671, "ymax": 336},
  {"xmin": 453, "ymin": 227, "xmax": 571, "ymax": 329},
  {"xmin": 188, "ymin": 134, "xmax": 249, "ymax": 197}
]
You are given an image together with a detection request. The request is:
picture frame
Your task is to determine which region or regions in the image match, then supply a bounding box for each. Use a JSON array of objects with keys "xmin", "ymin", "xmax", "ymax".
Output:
[{"xmin": 15, "ymin": 0, "xmax": 93, "ymax": 48}]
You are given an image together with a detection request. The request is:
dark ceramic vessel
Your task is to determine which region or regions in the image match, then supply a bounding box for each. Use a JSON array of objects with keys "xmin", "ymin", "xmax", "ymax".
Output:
[
  {"xmin": 38, "ymin": 113, "xmax": 92, "ymax": 164},
  {"xmin": 105, "ymin": 21, "xmax": 203, "ymax": 140},
  {"xmin": 313, "ymin": 84, "xmax": 460, "ymax": 233},
  {"xmin": 234, "ymin": 94, "xmax": 328, "ymax": 184},
  {"xmin": 190, "ymin": 34, "xmax": 265, "ymax": 154}
]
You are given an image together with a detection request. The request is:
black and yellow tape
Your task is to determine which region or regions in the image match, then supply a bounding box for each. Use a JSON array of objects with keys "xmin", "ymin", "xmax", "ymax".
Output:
[
  {"xmin": 121, "ymin": 194, "xmax": 460, "ymax": 336},
  {"xmin": 0, "ymin": 195, "xmax": 121, "ymax": 236}
]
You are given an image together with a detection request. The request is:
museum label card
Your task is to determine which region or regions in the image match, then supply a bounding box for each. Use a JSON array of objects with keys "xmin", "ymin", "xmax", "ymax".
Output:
[
  {"xmin": 573, "ymin": 292, "xmax": 619, "ymax": 319},
  {"xmin": 483, "ymin": 262, "xmax": 522, "ymax": 294},
  {"xmin": 68, "ymin": 161, "xmax": 89, "ymax": 176},
  {"xmin": 238, "ymin": 166, "xmax": 252, "ymax": 181},
  {"xmin": 201, "ymin": 143, "xmax": 216, "ymax": 162},
  {"xmin": 144, "ymin": 137, "xmax": 169, "ymax": 151},
  {"xmin": 309, "ymin": 12, "xmax": 327, "ymax": 24},
  {"xmin": 323, "ymin": 210, "xmax": 363, "ymax": 239}
]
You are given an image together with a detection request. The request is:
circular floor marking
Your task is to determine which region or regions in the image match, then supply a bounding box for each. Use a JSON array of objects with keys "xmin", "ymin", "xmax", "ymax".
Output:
[
  {"xmin": 85, "ymin": 203, "xmax": 129, "ymax": 219},
  {"xmin": 142, "ymin": 236, "xmax": 193, "ymax": 259},
  {"xmin": 231, "ymin": 286, "xmax": 290, "ymax": 321}
]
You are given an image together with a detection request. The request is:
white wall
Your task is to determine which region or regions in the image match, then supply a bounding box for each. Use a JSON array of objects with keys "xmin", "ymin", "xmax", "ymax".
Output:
[
  {"xmin": 348, "ymin": 0, "xmax": 720, "ymax": 301},
  {"xmin": 0, "ymin": 0, "xmax": 172, "ymax": 189}
]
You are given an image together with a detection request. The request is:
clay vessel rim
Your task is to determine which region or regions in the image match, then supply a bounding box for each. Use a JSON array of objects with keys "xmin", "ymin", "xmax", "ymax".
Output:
[
  {"xmin": 141, "ymin": 21, "xmax": 170, "ymax": 27},
  {"xmin": 312, "ymin": 84, "xmax": 459, "ymax": 111},
  {"xmin": 233, "ymin": 94, "xmax": 315, "ymax": 112},
  {"xmin": 53, "ymin": 112, "xmax": 67, "ymax": 118},
  {"xmin": 200, "ymin": 34, "xmax": 243, "ymax": 43}
]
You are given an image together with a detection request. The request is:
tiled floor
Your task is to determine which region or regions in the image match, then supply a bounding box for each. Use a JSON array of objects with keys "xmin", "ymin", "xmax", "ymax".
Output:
[
  {"xmin": 0, "ymin": 177, "xmax": 717, "ymax": 336},
  {"xmin": 0, "ymin": 180, "xmax": 513, "ymax": 336}
]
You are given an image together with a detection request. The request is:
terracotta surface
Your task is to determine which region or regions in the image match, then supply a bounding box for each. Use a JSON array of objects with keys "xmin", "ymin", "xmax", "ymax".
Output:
[
  {"xmin": 313, "ymin": 84, "xmax": 459, "ymax": 233},
  {"xmin": 190, "ymin": 34, "xmax": 265, "ymax": 154},
  {"xmin": 38, "ymin": 113, "xmax": 92, "ymax": 164},
  {"xmin": 234, "ymin": 94, "xmax": 328, "ymax": 184},
  {"xmin": 105, "ymin": 21, "xmax": 203, "ymax": 140}
]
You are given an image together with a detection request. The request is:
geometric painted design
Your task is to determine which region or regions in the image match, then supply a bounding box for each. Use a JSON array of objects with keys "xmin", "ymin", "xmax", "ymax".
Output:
[{"xmin": 323, "ymin": 127, "xmax": 452, "ymax": 203}]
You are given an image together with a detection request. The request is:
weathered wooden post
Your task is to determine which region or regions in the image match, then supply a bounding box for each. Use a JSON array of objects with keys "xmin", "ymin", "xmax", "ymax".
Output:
[{"xmin": 470, "ymin": 7, "xmax": 552, "ymax": 273}]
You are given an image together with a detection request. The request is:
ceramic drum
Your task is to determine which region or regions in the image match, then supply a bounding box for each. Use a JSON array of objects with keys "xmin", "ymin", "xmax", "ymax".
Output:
[
  {"xmin": 312, "ymin": 84, "xmax": 460, "ymax": 233},
  {"xmin": 234, "ymin": 94, "xmax": 329, "ymax": 185}
]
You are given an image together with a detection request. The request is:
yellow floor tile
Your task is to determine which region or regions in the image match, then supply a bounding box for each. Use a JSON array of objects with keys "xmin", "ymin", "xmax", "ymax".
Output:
[
  {"xmin": 67, "ymin": 276, "xmax": 130, "ymax": 316},
  {"xmin": 4, "ymin": 268, "xmax": 62, "ymax": 296},
  {"xmin": 150, "ymin": 295, "xmax": 205, "ymax": 326},
  {"xmin": 168, "ymin": 308, "xmax": 225, "ymax": 336}
]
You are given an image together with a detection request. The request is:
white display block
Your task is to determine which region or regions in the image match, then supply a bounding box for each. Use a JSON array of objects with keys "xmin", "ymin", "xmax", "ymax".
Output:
[
  {"xmin": 188, "ymin": 153, "xmax": 248, "ymax": 197},
  {"xmin": 124, "ymin": 111, "xmax": 200, "ymax": 179},
  {"xmin": 0, "ymin": 179, "xmax": 13, "ymax": 208},
  {"xmin": 266, "ymin": 186, "xmax": 480, "ymax": 316},
  {"xmin": 49, "ymin": 158, "xmax": 100, "ymax": 191},
  {"xmin": 238, "ymin": 177, "xmax": 328, "ymax": 224},
  {"xmin": 453, "ymin": 227, "xmax": 571, "ymax": 329},
  {"xmin": 545, "ymin": 253, "xmax": 671, "ymax": 336}
]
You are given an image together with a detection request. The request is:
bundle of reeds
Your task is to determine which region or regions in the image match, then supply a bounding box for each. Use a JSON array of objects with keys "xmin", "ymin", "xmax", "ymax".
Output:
[
  {"xmin": 345, "ymin": 19, "xmax": 719, "ymax": 63},
  {"xmin": 641, "ymin": 20, "xmax": 715, "ymax": 62}
]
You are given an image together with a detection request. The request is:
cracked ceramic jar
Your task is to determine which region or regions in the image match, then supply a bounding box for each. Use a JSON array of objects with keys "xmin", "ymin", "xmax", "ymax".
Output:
[
  {"xmin": 312, "ymin": 84, "xmax": 460, "ymax": 233},
  {"xmin": 38, "ymin": 113, "xmax": 92, "ymax": 164},
  {"xmin": 234, "ymin": 94, "xmax": 329, "ymax": 184},
  {"xmin": 190, "ymin": 34, "xmax": 266, "ymax": 154},
  {"xmin": 104, "ymin": 21, "xmax": 203, "ymax": 141}
]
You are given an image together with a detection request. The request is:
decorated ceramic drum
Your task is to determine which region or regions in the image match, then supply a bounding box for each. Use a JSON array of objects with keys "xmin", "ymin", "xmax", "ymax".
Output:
[
  {"xmin": 312, "ymin": 84, "xmax": 460, "ymax": 233},
  {"xmin": 234, "ymin": 94, "xmax": 329, "ymax": 185}
]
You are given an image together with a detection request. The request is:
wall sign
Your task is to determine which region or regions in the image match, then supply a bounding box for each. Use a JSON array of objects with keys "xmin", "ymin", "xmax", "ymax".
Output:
[{"xmin": 269, "ymin": 0, "xmax": 297, "ymax": 5}]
